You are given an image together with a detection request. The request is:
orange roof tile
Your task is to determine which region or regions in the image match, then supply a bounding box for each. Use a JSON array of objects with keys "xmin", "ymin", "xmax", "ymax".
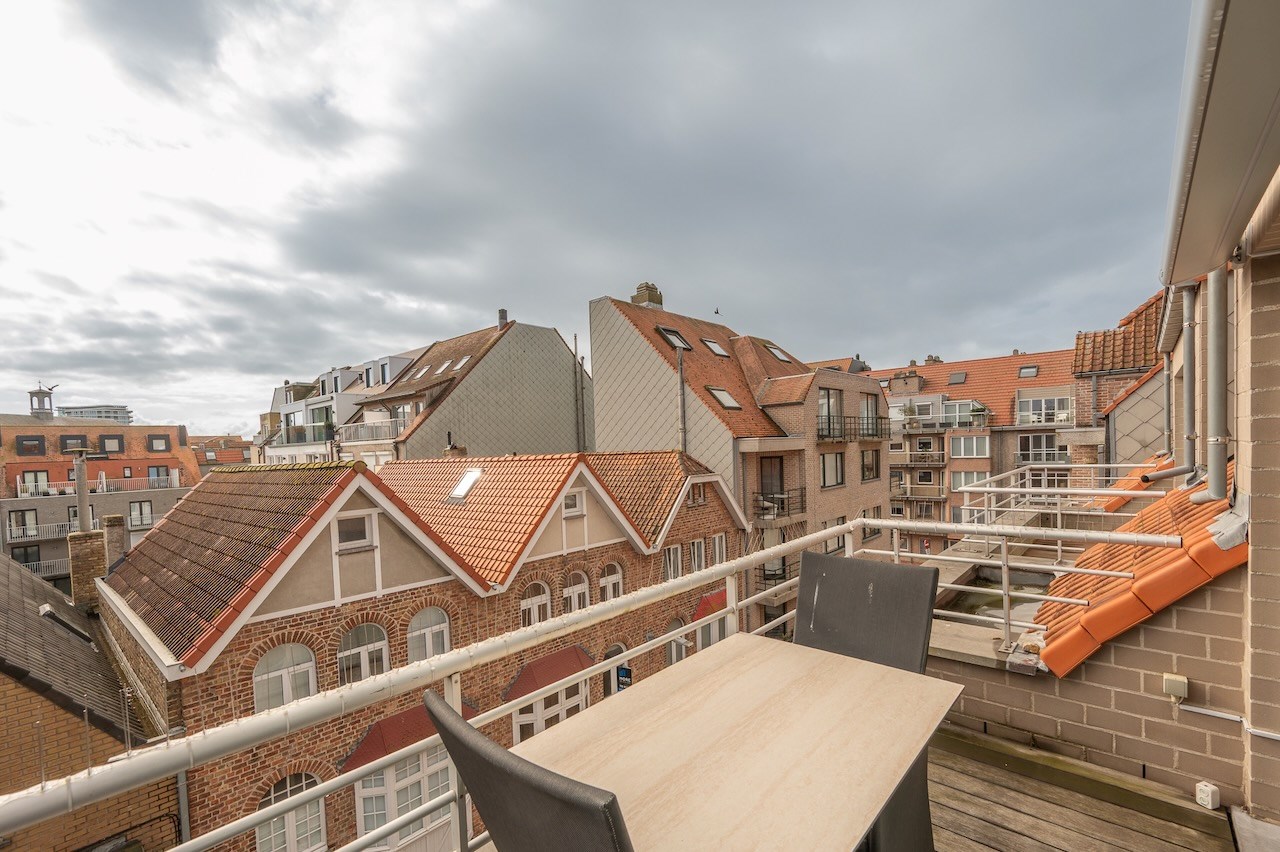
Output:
[
  {"xmin": 1073, "ymin": 291, "xmax": 1163, "ymax": 375},
  {"xmin": 693, "ymin": 589, "xmax": 728, "ymax": 621},
  {"xmin": 503, "ymin": 645, "xmax": 594, "ymax": 701},
  {"xmin": 757, "ymin": 375, "xmax": 815, "ymax": 407},
  {"xmin": 606, "ymin": 299, "xmax": 789, "ymax": 438},
  {"xmin": 862, "ymin": 349, "xmax": 1076, "ymax": 427},
  {"xmin": 1036, "ymin": 461, "xmax": 1246, "ymax": 677},
  {"xmin": 585, "ymin": 451, "xmax": 715, "ymax": 546}
]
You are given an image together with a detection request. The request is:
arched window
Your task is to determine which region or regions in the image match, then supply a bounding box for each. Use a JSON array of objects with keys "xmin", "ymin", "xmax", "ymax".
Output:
[
  {"xmin": 562, "ymin": 571, "xmax": 589, "ymax": 613},
  {"xmin": 407, "ymin": 607, "xmax": 451, "ymax": 662},
  {"xmin": 599, "ymin": 563, "xmax": 623, "ymax": 602},
  {"xmin": 338, "ymin": 624, "xmax": 389, "ymax": 685},
  {"xmin": 256, "ymin": 773, "xmax": 325, "ymax": 852},
  {"xmin": 520, "ymin": 582, "xmax": 550, "ymax": 628},
  {"xmin": 253, "ymin": 644, "xmax": 316, "ymax": 713},
  {"xmin": 666, "ymin": 618, "xmax": 688, "ymax": 666},
  {"xmin": 602, "ymin": 643, "xmax": 627, "ymax": 697}
]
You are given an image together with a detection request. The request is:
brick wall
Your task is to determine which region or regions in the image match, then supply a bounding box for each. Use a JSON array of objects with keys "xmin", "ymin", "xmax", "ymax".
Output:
[
  {"xmin": 1074, "ymin": 373, "xmax": 1145, "ymax": 428},
  {"xmin": 68, "ymin": 529, "xmax": 106, "ymax": 610},
  {"xmin": 98, "ymin": 597, "xmax": 175, "ymax": 734},
  {"xmin": 0, "ymin": 677, "xmax": 178, "ymax": 851},
  {"xmin": 928, "ymin": 571, "xmax": 1248, "ymax": 804}
]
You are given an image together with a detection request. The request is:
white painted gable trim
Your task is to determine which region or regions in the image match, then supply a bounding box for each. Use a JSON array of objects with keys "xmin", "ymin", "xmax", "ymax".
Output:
[
  {"xmin": 96, "ymin": 579, "xmax": 186, "ymax": 683},
  {"xmin": 650, "ymin": 473, "xmax": 749, "ymax": 550}
]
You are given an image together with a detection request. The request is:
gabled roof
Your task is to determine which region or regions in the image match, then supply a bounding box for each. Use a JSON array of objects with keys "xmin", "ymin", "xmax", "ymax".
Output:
[
  {"xmin": 862, "ymin": 349, "xmax": 1075, "ymax": 427},
  {"xmin": 605, "ymin": 298, "xmax": 791, "ymax": 438},
  {"xmin": 1072, "ymin": 291, "xmax": 1163, "ymax": 375},
  {"xmin": 585, "ymin": 451, "xmax": 718, "ymax": 546},
  {"xmin": 503, "ymin": 644, "xmax": 595, "ymax": 701},
  {"xmin": 1099, "ymin": 363, "xmax": 1165, "ymax": 417},
  {"xmin": 0, "ymin": 554, "xmax": 142, "ymax": 742},
  {"xmin": 1036, "ymin": 461, "xmax": 1247, "ymax": 677},
  {"xmin": 757, "ymin": 375, "xmax": 815, "ymax": 407},
  {"xmin": 103, "ymin": 462, "xmax": 474, "ymax": 670}
]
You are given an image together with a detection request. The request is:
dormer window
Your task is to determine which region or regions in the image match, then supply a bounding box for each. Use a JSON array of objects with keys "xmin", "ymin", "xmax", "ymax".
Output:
[
  {"xmin": 379, "ymin": 362, "xmax": 390, "ymax": 384},
  {"xmin": 364, "ymin": 367, "xmax": 373, "ymax": 387},
  {"xmin": 763, "ymin": 343, "xmax": 790, "ymax": 363},
  {"xmin": 657, "ymin": 326, "xmax": 691, "ymax": 350},
  {"xmin": 453, "ymin": 355, "xmax": 471, "ymax": 371},
  {"xmin": 436, "ymin": 360, "xmax": 453, "ymax": 375},
  {"xmin": 702, "ymin": 338, "xmax": 729, "ymax": 357},
  {"xmin": 707, "ymin": 387, "xmax": 741, "ymax": 410},
  {"xmin": 1018, "ymin": 365, "xmax": 1039, "ymax": 378},
  {"xmin": 449, "ymin": 468, "xmax": 483, "ymax": 501}
]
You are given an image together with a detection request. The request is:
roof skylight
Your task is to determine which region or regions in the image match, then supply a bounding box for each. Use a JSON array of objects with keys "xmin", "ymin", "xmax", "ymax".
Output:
[
  {"xmin": 702, "ymin": 338, "xmax": 729, "ymax": 357},
  {"xmin": 657, "ymin": 326, "xmax": 691, "ymax": 350},
  {"xmin": 449, "ymin": 468, "xmax": 483, "ymax": 501},
  {"xmin": 414, "ymin": 366, "xmax": 431, "ymax": 379},
  {"xmin": 948, "ymin": 372, "xmax": 967, "ymax": 385},
  {"xmin": 453, "ymin": 355, "xmax": 471, "ymax": 371},
  {"xmin": 1018, "ymin": 365, "xmax": 1039, "ymax": 378},
  {"xmin": 763, "ymin": 343, "xmax": 791, "ymax": 363},
  {"xmin": 436, "ymin": 360, "xmax": 453, "ymax": 375},
  {"xmin": 707, "ymin": 387, "xmax": 742, "ymax": 409}
]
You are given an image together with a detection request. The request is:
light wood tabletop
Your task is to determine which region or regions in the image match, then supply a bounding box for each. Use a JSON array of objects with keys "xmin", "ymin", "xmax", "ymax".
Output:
[{"xmin": 506, "ymin": 631, "xmax": 962, "ymax": 851}]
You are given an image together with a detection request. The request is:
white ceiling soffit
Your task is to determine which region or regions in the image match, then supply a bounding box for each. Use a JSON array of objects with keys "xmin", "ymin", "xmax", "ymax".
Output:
[{"xmin": 1162, "ymin": 0, "xmax": 1280, "ymax": 285}]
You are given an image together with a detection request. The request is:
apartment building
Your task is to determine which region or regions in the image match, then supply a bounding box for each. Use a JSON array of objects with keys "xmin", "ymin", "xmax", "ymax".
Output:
[
  {"xmin": 590, "ymin": 284, "xmax": 890, "ymax": 630},
  {"xmin": 190, "ymin": 434, "xmax": 254, "ymax": 476},
  {"xmin": 853, "ymin": 349, "xmax": 1076, "ymax": 553},
  {"xmin": 255, "ymin": 312, "xmax": 593, "ymax": 469},
  {"xmin": 54, "ymin": 402, "xmax": 134, "ymax": 424},
  {"xmin": 90, "ymin": 452, "xmax": 744, "ymax": 849},
  {"xmin": 0, "ymin": 388, "xmax": 199, "ymax": 592}
]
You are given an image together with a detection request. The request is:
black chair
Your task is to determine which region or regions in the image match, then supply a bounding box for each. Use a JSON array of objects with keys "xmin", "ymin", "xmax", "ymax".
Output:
[
  {"xmin": 424, "ymin": 690, "xmax": 635, "ymax": 852},
  {"xmin": 793, "ymin": 552, "xmax": 940, "ymax": 852}
]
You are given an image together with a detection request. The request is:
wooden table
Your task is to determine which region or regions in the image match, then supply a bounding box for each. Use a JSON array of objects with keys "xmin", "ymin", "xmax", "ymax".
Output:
[{"xmin": 507, "ymin": 632, "xmax": 962, "ymax": 851}]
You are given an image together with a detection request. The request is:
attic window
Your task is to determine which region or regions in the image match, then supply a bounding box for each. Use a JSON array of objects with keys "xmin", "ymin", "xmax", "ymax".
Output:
[
  {"xmin": 763, "ymin": 344, "xmax": 790, "ymax": 363},
  {"xmin": 657, "ymin": 326, "xmax": 691, "ymax": 350},
  {"xmin": 38, "ymin": 604, "xmax": 92, "ymax": 643},
  {"xmin": 702, "ymin": 338, "xmax": 729, "ymax": 357},
  {"xmin": 1018, "ymin": 365, "xmax": 1039, "ymax": 378},
  {"xmin": 948, "ymin": 372, "xmax": 967, "ymax": 385},
  {"xmin": 449, "ymin": 467, "xmax": 483, "ymax": 501},
  {"xmin": 707, "ymin": 387, "xmax": 741, "ymax": 410},
  {"xmin": 453, "ymin": 355, "xmax": 471, "ymax": 371},
  {"xmin": 414, "ymin": 366, "xmax": 431, "ymax": 379},
  {"xmin": 436, "ymin": 360, "xmax": 453, "ymax": 375}
]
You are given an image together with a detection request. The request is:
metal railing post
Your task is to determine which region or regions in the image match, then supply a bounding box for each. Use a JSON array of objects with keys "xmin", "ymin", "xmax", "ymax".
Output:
[
  {"xmin": 724, "ymin": 572, "xmax": 739, "ymax": 636},
  {"xmin": 891, "ymin": 529, "xmax": 901, "ymax": 563},
  {"xmin": 1055, "ymin": 501, "xmax": 1064, "ymax": 564},
  {"xmin": 999, "ymin": 537, "xmax": 1014, "ymax": 654},
  {"xmin": 444, "ymin": 674, "xmax": 469, "ymax": 852}
]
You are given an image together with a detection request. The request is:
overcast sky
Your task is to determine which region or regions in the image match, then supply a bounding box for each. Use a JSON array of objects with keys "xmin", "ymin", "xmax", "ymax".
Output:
[{"xmin": 0, "ymin": 1, "xmax": 1192, "ymax": 436}]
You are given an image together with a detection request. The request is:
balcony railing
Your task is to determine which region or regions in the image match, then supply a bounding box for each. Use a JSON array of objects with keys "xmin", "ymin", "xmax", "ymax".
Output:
[
  {"xmin": 903, "ymin": 451, "xmax": 946, "ymax": 465},
  {"xmin": 129, "ymin": 515, "xmax": 154, "ymax": 530},
  {"xmin": 0, "ymin": 514, "xmax": 1183, "ymax": 849},
  {"xmin": 898, "ymin": 415, "xmax": 989, "ymax": 432},
  {"xmin": 752, "ymin": 488, "xmax": 806, "ymax": 520},
  {"xmin": 14, "ymin": 473, "xmax": 182, "ymax": 498},
  {"xmin": 275, "ymin": 423, "xmax": 335, "ymax": 446},
  {"xmin": 336, "ymin": 419, "xmax": 407, "ymax": 443},
  {"xmin": 816, "ymin": 415, "xmax": 890, "ymax": 441},
  {"xmin": 1016, "ymin": 411, "xmax": 1074, "ymax": 425},
  {"xmin": 755, "ymin": 554, "xmax": 801, "ymax": 588},
  {"xmin": 22, "ymin": 558, "xmax": 71, "ymax": 578},
  {"xmin": 1016, "ymin": 450, "xmax": 1071, "ymax": 464},
  {"xmin": 890, "ymin": 482, "xmax": 946, "ymax": 499},
  {"xmin": 3, "ymin": 519, "xmax": 100, "ymax": 543}
]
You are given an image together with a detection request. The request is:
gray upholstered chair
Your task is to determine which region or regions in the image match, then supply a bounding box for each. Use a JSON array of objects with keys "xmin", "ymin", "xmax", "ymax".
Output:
[
  {"xmin": 793, "ymin": 552, "xmax": 940, "ymax": 852},
  {"xmin": 424, "ymin": 690, "xmax": 635, "ymax": 852}
]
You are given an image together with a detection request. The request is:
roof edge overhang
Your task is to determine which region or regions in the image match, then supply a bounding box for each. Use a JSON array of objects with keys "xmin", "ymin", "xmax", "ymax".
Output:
[
  {"xmin": 1162, "ymin": 0, "xmax": 1280, "ymax": 285},
  {"xmin": 96, "ymin": 580, "xmax": 188, "ymax": 682}
]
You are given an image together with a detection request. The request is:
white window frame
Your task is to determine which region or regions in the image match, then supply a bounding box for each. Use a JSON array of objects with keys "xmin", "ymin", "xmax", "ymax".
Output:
[
  {"xmin": 338, "ymin": 624, "xmax": 390, "ymax": 686},
  {"xmin": 356, "ymin": 744, "xmax": 452, "ymax": 848},
  {"xmin": 861, "ymin": 507, "xmax": 881, "ymax": 541},
  {"xmin": 890, "ymin": 502, "xmax": 905, "ymax": 517},
  {"xmin": 951, "ymin": 470, "xmax": 989, "ymax": 491},
  {"xmin": 452, "ymin": 355, "xmax": 471, "ymax": 371},
  {"xmin": 513, "ymin": 679, "xmax": 588, "ymax": 743},
  {"xmin": 257, "ymin": 773, "xmax": 325, "ymax": 852},
  {"xmin": 449, "ymin": 468, "xmax": 483, "ymax": 501},
  {"xmin": 102, "ymin": 435, "xmax": 123, "ymax": 453},
  {"xmin": 666, "ymin": 618, "xmax": 688, "ymax": 665},
  {"xmin": 520, "ymin": 582, "xmax": 551, "ymax": 628},
  {"xmin": 407, "ymin": 607, "xmax": 451, "ymax": 662},
  {"xmin": 657, "ymin": 326, "xmax": 691, "ymax": 350},
  {"xmin": 253, "ymin": 644, "xmax": 317, "ymax": 713},
  {"xmin": 435, "ymin": 360, "xmax": 453, "ymax": 375},
  {"xmin": 697, "ymin": 617, "xmax": 728, "ymax": 650},
  {"xmin": 917, "ymin": 469, "xmax": 934, "ymax": 485},
  {"xmin": 950, "ymin": 435, "xmax": 990, "ymax": 458},
  {"xmin": 689, "ymin": 539, "xmax": 706, "ymax": 572},
  {"xmin": 662, "ymin": 545, "xmax": 682, "ymax": 581},
  {"xmin": 336, "ymin": 513, "xmax": 372, "ymax": 548},
  {"xmin": 1018, "ymin": 365, "xmax": 1039, "ymax": 378},
  {"xmin": 599, "ymin": 563, "xmax": 623, "ymax": 601},
  {"xmin": 562, "ymin": 571, "xmax": 590, "ymax": 613},
  {"xmin": 915, "ymin": 501, "xmax": 934, "ymax": 519},
  {"xmin": 562, "ymin": 489, "xmax": 585, "ymax": 518},
  {"xmin": 889, "ymin": 439, "xmax": 904, "ymax": 452},
  {"xmin": 823, "ymin": 517, "xmax": 847, "ymax": 553},
  {"xmin": 709, "ymin": 533, "xmax": 727, "ymax": 566},
  {"xmin": 707, "ymin": 387, "xmax": 742, "ymax": 410},
  {"xmin": 128, "ymin": 500, "xmax": 153, "ymax": 528},
  {"xmin": 701, "ymin": 338, "xmax": 729, "ymax": 357}
]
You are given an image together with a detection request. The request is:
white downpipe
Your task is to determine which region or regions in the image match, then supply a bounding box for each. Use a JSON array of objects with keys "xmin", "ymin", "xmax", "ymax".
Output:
[
  {"xmin": 1164, "ymin": 353, "xmax": 1174, "ymax": 455},
  {"xmin": 1202, "ymin": 264, "xmax": 1229, "ymax": 501},
  {"xmin": 1182, "ymin": 283, "xmax": 1200, "ymax": 470}
]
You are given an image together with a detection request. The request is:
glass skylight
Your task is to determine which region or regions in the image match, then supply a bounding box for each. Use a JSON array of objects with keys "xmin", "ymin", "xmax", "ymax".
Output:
[
  {"xmin": 436, "ymin": 360, "xmax": 453, "ymax": 374},
  {"xmin": 449, "ymin": 468, "xmax": 483, "ymax": 501},
  {"xmin": 702, "ymin": 338, "xmax": 729, "ymax": 357},
  {"xmin": 1018, "ymin": 365, "xmax": 1039, "ymax": 378},
  {"xmin": 453, "ymin": 355, "xmax": 471, "ymax": 371},
  {"xmin": 948, "ymin": 372, "xmax": 967, "ymax": 385},
  {"xmin": 763, "ymin": 344, "xmax": 790, "ymax": 362},
  {"xmin": 708, "ymin": 387, "xmax": 741, "ymax": 409},
  {"xmin": 657, "ymin": 326, "xmax": 692, "ymax": 350}
]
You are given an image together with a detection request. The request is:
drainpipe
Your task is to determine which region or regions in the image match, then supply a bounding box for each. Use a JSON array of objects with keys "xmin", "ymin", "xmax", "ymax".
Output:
[
  {"xmin": 676, "ymin": 347, "xmax": 687, "ymax": 453},
  {"xmin": 176, "ymin": 770, "xmax": 191, "ymax": 841},
  {"xmin": 1090, "ymin": 374, "xmax": 1099, "ymax": 426},
  {"xmin": 1194, "ymin": 264, "xmax": 1229, "ymax": 502},
  {"xmin": 1181, "ymin": 283, "xmax": 1199, "ymax": 471},
  {"xmin": 1163, "ymin": 353, "xmax": 1173, "ymax": 455}
]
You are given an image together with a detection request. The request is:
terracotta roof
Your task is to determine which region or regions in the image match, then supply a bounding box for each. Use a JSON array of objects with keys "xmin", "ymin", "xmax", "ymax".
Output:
[
  {"xmin": 0, "ymin": 553, "xmax": 143, "ymax": 742},
  {"xmin": 809, "ymin": 357, "xmax": 865, "ymax": 373},
  {"xmin": 105, "ymin": 462, "xmax": 362, "ymax": 666},
  {"xmin": 1099, "ymin": 363, "xmax": 1164, "ymax": 417},
  {"xmin": 862, "ymin": 349, "xmax": 1076, "ymax": 427},
  {"xmin": 757, "ymin": 375, "xmax": 815, "ymax": 407},
  {"xmin": 342, "ymin": 700, "xmax": 477, "ymax": 772},
  {"xmin": 1036, "ymin": 461, "xmax": 1247, "ymax": 677},
  {"xmin": 586, "ymin": 451, "xmax": 714, "ymax": 546},
  {"xmin": 693, "ymin": 588, "xmax": 728, "ymax": 622},
  {"xmin": 731, "ymin": 335, "xmax": 811, "ymax": 394},
  {"xmin": 1073, "ymin": 291, "xmax": 1163, "ymax": 375},
  {"xmin": 605, "ymin": 299, "xmax": 788, "ymax": 438},
  {"xmin": 503, "ymin": 644, "xmax": 594, "ymax": 701}
]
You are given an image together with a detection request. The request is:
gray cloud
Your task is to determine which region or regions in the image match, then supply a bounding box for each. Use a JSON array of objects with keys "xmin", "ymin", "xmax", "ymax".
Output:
[{"xmin": 266, "ymin": 88, "xmax": 363, "ymax": 149}]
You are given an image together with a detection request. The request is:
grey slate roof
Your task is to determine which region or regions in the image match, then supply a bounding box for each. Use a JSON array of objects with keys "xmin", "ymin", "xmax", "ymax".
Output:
[{"xmin": 0, "ymin": 554, "xmax": 141, "ymax": 742}]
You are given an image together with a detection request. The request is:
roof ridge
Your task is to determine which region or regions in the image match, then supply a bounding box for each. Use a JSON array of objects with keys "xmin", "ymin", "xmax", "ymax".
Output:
[{"xmin": 211, "ymin": 461, "xmax": 363, "ymax": 473}]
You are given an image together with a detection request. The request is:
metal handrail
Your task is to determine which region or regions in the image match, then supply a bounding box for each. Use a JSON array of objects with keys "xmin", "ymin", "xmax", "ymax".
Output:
[
  {"xmin": 336, "ymin": 419, "xmax": 407, "ymax": 443},
  {"xmin": 752, "ymin": 488, "xmax": 806, "ymax": 519}
]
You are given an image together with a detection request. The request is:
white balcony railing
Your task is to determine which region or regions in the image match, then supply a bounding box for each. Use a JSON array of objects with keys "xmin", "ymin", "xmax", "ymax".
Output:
[
  {"xmin": 336, "ymin": 418, "xmax": 407, "ymax": 443},
  {"xmin": 1015, "ymin": 410, "xmax": 1074, "ymax": 425},
  {"xmin": 3, "ymin": 519, "xmax": 101, "ymax": 543},
  {"xmin": 1016, "ymin": 450, "xmax": 1071, "ymax": 464},
  {"xmin": 0, "ymin": 513, "xmax": 1181, "ymax": 849},
  {"xmin": 22, "ymin": 558, "xmax": 71, "ymax": 578},
  {"xmin": 14, "ymin": 473, "xmax": 182, "ymax": 498}
]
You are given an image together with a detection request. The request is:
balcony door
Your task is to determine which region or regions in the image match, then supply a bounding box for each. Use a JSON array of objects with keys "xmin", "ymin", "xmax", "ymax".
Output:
[
  {"xmin": 760, "ymin": 457, "xmax": 784, "ymax": 496},
  {"xmin": 861, "ymin": 393, "xmax": 878, "ymax": 419}
]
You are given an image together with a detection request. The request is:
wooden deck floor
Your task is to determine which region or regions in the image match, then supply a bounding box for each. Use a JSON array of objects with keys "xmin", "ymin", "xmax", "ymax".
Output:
[{"xmin": 928, "ymin": 747, "xmax": 1236, "ymax": 852}]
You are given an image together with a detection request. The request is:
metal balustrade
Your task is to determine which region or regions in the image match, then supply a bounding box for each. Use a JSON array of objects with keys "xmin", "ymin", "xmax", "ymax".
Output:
[
  {"xmin": 0, "ymin": 515, "xmax": 1181, "ymax": 847},
  {"xmin": 751, "ymin": 487, "xmax": 806, "ymax": 519},
  {"xmin": 14, "ymin": 474, "xmax": 182, "ymax": 498},
  {"xmin": 817, "ymin": 415, "xmax": 890, "ymax": 441},
  {"xmin": 22, "ymin": 558, "xmax": 71, "ymax": 578},
  {"xmin": 2, "ymin": 518, "xmax": 100, "ymax": 542},
  {"xmin": 335, "ymin": 419, "xmax": 407, "ymax": 443}
]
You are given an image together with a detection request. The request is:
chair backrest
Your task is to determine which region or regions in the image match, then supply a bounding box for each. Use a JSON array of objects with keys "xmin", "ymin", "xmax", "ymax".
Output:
[
  {"xmin": 423, "ymin": 690, "xmax": 634, "ymax": 852},
  {"xmin": 793, "ymin": 552, "xmax": 939, "ymax": 674}
]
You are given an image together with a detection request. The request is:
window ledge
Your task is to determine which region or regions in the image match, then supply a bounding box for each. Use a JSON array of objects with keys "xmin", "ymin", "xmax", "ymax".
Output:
[{"xmin": 337, "ymin": 544, "xmax": 376, "ymax": 555}]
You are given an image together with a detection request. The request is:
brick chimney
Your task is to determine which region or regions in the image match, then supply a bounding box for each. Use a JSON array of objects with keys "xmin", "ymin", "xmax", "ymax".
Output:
[
  {"xmin": 69, "ymin": 529, "xmax": 108, "ymax": 611},
  {"xmin": 102, "ymin": 514, "xmax": 128, "ymax": 566},
  {"xmin": 924, "ymin": 354, "xmax": 944, "ymax": 365},
  {"xmin": 630, "ymin": 283, "xmax": 663, "ymax": 309},
  {"xmin": 498, "ymin": 308, "xmax": 508, "ymax": 327},
  {"xmin": 444, "ymin": 444, "xmax": 468, "ymax": 458}
]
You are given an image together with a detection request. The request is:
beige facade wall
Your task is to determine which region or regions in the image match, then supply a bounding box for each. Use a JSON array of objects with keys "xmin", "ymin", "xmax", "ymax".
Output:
[
  {"xmin": 589, "ymin": 297, "xmax": 736, "ymax": 489},
  {"xmin": 401, "ymin": 323, "xmax": 595, "ymax": 459},
  {"xmin": 528, "ymin": 476, "xmax": 629, "ymax": 559}
]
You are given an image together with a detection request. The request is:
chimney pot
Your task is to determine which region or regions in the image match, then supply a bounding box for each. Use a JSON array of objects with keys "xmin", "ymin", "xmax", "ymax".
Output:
[
  {"xmin": 630, "ymin": 282, "xmax": 663, "ymax": 309},
  {"xmin": 498, "ymin": 308, "xmax": 508, "ymax": 327}
]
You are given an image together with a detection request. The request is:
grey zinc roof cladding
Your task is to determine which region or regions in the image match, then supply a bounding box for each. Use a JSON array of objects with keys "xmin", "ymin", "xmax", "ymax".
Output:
[{"xmin": 0, "ymin": 554, "xmax": 142, "ymax": 742}]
